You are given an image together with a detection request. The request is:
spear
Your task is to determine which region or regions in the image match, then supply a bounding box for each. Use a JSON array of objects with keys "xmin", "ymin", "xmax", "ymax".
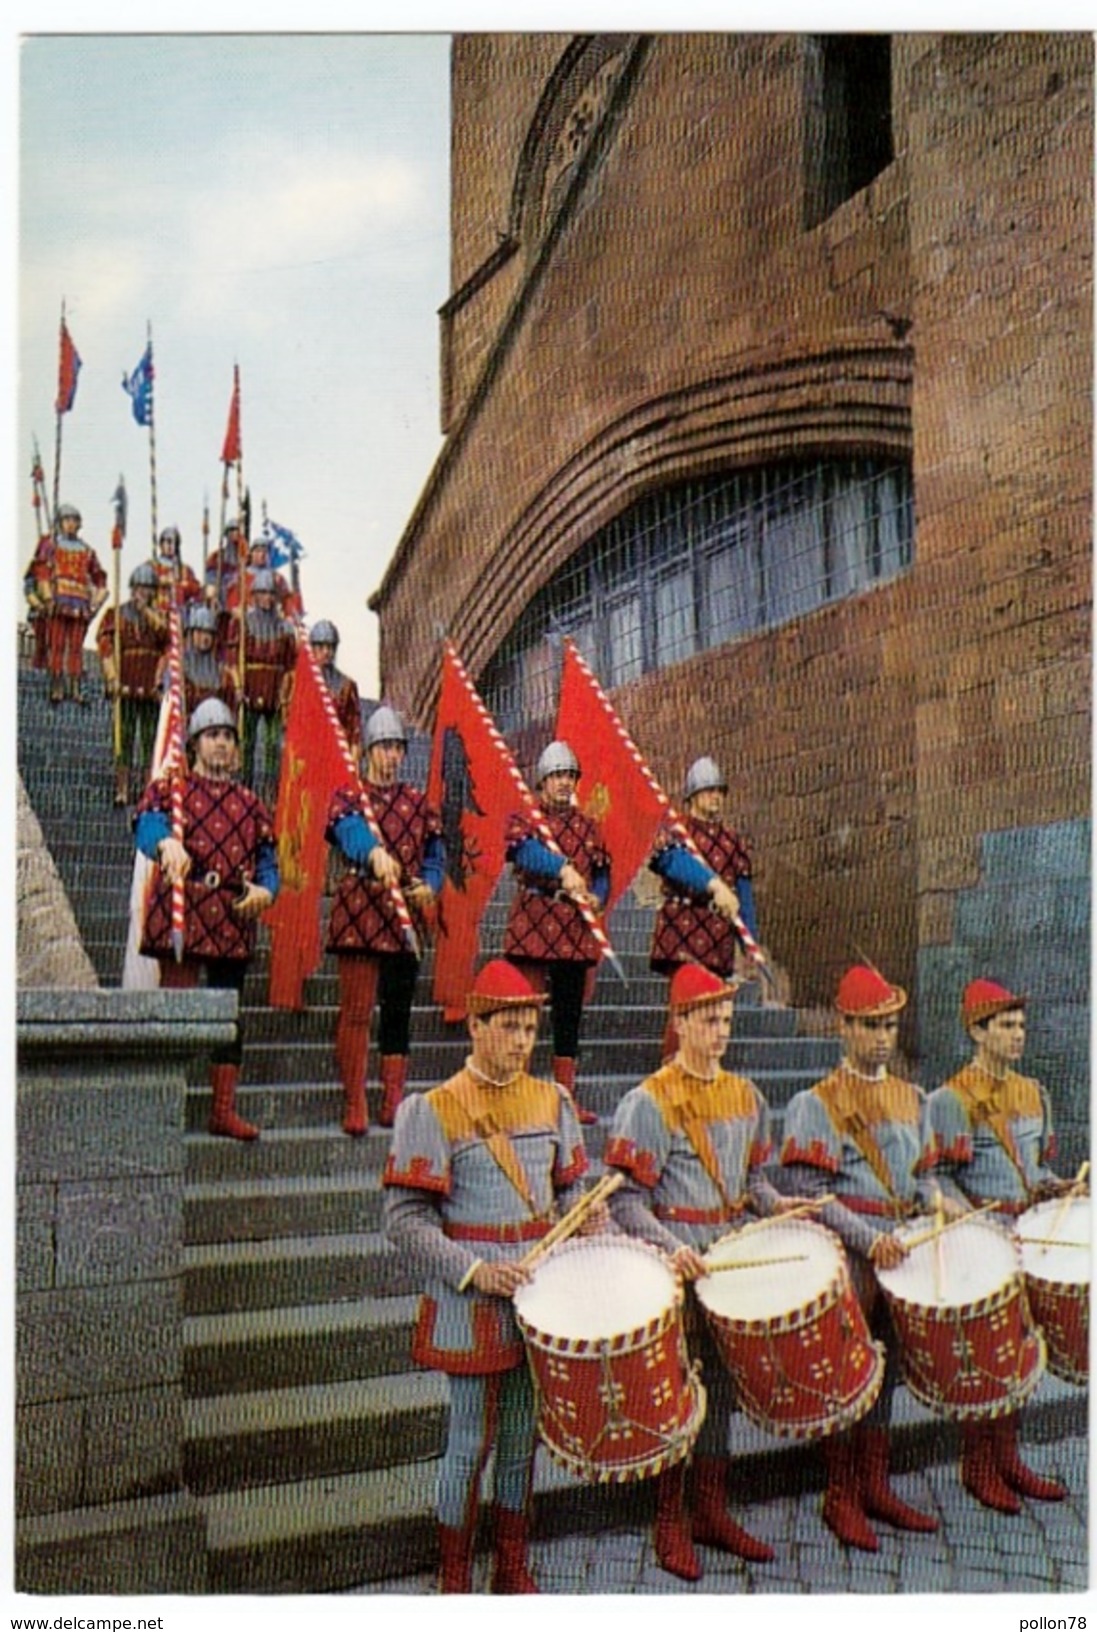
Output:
[
  {"xmin": 297, "ymin": 618, "xmax": 420, "ymax": 958},
  {"xmin": 560, "ymin": 636, "xmax": 775, "ymax": 991},
  {"xmin": 109, "ymin": 475, "xmax": 127, "ymax": 769},
  {"xmin": 31, "ymin": 437, "xmax": 52, "ymax": 539},
  {"xmin": 443, "ymin": 641, "xmax": 626, "ymax": 985}
]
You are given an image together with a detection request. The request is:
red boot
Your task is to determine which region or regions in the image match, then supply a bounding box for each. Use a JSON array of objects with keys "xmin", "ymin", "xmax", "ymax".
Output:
[
  {"xmin": 208, "ymin": 1064, "xmax": 259, "ymax": 1141},
  {"xmin": 334, "ymin": 1012, "xmax": 370, "ymax": 1136},
  {"xmin": 821, "ymin": 1435, "xmax": 878, "ymax": 1551},
  {"xmin": 437, "ymin": 1521, "xmax": 475, "ymax": 1594},
  {"xmin": 552, "ymin": 1056, "xmax": 597, "ymax": 1125},
  {"xmin": 378, "ymin": 1054, "xmax": 408, "ymax": 1129},
  {"xmin": 490, "ymin": 1505, "xmax": 538, "ymax": 1594},
  {"xmin": 654, "ymin": 1464, "xmax": 702, "ymax": 1581},
  {"xmin": 692, "ymin": 1455, "xmax": 774, "ymax": 1561},
  {"xmin": 994, "ymin": 1415, "xmax": 1067, "ymax": 1502},
  {"xmin": 960, "ymin": 1421, "xmax": 1021, "ymax": 1514},
  {"xmin": 859, "ymin": 1427, "xmax": 938, "ymax": 1532}
]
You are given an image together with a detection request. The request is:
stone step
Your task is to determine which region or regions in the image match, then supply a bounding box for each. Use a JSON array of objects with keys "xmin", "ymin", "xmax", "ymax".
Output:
[
  {"xmin": 184, "ymin": 1228, "xmax": 411, "ymax": 1315},
  {"xmin": 185, "ymin": 1170, "xmax": 383, "ymax": 1243},
  {"xmin": 184, "ymin": 1293, "xmax": 417, "ymax": 1397},
  {"xmin": 185, "ymin": 1124, "xmax": 402, "ymax": 1185},
  {"xmin": 184, "ymin": 1370, "xmax": 447, "ymax": 1494}
]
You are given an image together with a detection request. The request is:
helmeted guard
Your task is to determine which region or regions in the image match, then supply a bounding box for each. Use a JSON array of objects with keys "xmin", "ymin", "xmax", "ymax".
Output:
[
  {"xmin": 606, "ymin": 963, "xmax": 785, "ymax": 1579},
  {"xmin": 309, "ymin": 619, "xmax": 362, "ymax": 753},
  {"xmin": 225, "ymin": 537, "xmax": 300, "ymax": 617},
  {"xmin": 649, "ymin": 756, "xmax": 757, "ymax": 987},
  {"xmin": 383, "ymin": 959, "xmax": 592, "ymax": 1593},
  {"xmin": 780, "ymin": 965, "xmax": 942, "ymax": 1552},
  {"xmin": 204, "ymin": 519, "xmax": 242, "ymax": 612},
  {"xmin": 927, "ymin": 979, "xmax": 1073, "ymax": 1513},
  {"xmin": 97, "ymin": 561, "xmax": 170, "ymax": 805},
  {"xmin": 149, "ymin": 525, "xmax": 202, "ymax": 615},
  {"xmin": 133, "ymin": 697, "xmax": 279, "ymax": 1141},
  {"xmin": 502, "ymin": 740, "xmax": 610, "ymax": 1124},
  {"xmin": 32, "ymin": 502, "xmax": 109, "ymax": 703},
  {"xmin": 180, "ymin": 603, "xmax": 238, "ymax": 719},
  {"xmin": 223, "ymin": 567, "xmax": 297, "ymax": 794},
  {"xmin": 325, "ymin": 704, "xmax": 444, "ymax": 1133}
]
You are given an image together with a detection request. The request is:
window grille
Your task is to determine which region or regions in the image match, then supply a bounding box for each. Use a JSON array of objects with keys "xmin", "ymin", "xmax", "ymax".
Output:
[{"xmin": 480, "ymin": 456, "xmax": 913, "ymax": 738}]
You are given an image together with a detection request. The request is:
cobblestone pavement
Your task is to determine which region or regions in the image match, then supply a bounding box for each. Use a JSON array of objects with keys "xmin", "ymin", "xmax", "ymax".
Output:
[{"xmin": 356, "ymin": 1429, "xmax": 1087, "ymax": 1598}]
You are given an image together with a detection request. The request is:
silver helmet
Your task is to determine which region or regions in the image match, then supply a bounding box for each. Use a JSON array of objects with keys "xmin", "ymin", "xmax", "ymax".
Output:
[
  {"xmin": 365, "ymin": 705, "xmax": 407, "ymax": 749},
  {"xmin": 158, "ymin": 526, "xmax": 181, "ymax": 547},
  {"xmin": 57, "ymin": 502, "xmax": 81, "ymax": 523},
  {"xmin": 187, "ymin": 605, "xmax": 219, "ymax": 634},
  {"xmin": 130, "ymin": 562, "xmax": 159, "ymax": 590},
  {"xmin": 188, "ymin": 697, "xmax": 237, "ymax": 742},
  {"xmin": 535, "ymin": 740, "xmax": 580, "ymax": 786},
  {"xmin": 684, "ymin": 756, "xmax": 727, "ymax": 801},
  {"xmin": 310, "ymin": 620, "xmax": 339, "ymax": 648}
]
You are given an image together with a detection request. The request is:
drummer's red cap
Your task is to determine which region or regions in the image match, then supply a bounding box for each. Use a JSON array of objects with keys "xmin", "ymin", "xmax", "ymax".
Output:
[
  {"xmin": 962, "ymin": 978, "xmax": 1025, "ymax": 1026},
  {"xmin": 669, "ymin": 963, "xmax": 737, "ymax": 1012},
  {"xmin": 467, "ymin": 959, "xmax": 547, "ymax": 1018},
  {"xmin": 835, "ymin": 965, "xmax": 907, "ymax": 1018}
]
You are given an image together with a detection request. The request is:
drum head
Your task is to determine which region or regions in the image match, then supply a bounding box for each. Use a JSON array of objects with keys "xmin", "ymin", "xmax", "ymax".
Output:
[
  {"xmin": 1019, "ymin": 1197, "xmax": 1090, "ymax": 1286},
  {"xmin": 876, "ymin": 1215, "xmax": 1018, "ymax": 1308},
  {"xmin": 696, "ymin": 1219, "xmax": 842, "ymax": 1320},
  {"xmin": 513, "ymin": 1235, "xmax": 678, "ymax": 1342}
]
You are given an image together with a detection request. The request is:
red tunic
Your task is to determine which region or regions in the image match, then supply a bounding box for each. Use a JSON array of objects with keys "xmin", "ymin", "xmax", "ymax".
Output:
[
  {"xmin": 151, "ymin": 559, "xmax": 202, "ymax": 614},
  {"xmin": 503, "ymin": 807, "xmax": 609, "ymax": 965},
  {"xmin": 321, "ymin": 665, "xmax": 362, "ymax": 753},
  {"xmin": 136, "ymin": 773, "xmax": 274, "ymax": 961},
  {"xmin": 96, "ymin": 602, "xmax": 169, "ymax": 699},
  {"xmin": 326, "ymin": 782, "xmax": 442, "ymax": 956},
  {"xmin": 224, "ymin": 608, "xmax": 297, "ymax": 713},
  {"xmin": 40, "ymin": 539, "xmax": 108, "ymax": 619},
  {"xmin": 650, "ymin": 816, "xmax": 752, "ymax": 976}
]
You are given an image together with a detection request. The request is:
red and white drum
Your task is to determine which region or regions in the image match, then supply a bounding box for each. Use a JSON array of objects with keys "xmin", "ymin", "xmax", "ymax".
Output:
[
  {"xmin": 513, "ymin": 1235, "xmax": 706, "ymax": 1483},
  {"xmin": 1017, "ymin": 1196, "xmax": 1089, "ymax": 1387},
  {"xmin": 876, "ymin": 1215, "xmax": 1045, "ymax": 1421},
  {"xmin": 694, "ymin": 1219, "xmax": 884, "ymax": 1441}
]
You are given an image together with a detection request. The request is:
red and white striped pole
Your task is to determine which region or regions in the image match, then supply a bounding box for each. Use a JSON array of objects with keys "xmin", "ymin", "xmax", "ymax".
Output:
[
  {"xmin": 165, "ymin": 606, "xmax": 188, "ymax": 963},
  {"xmin": 297, "ymin": 622, "xmax": 421, "ymax": 959},
  {"xmin": 561, "ymin": 637, "xmax": 774, "ymax": 989},
  {"xmin": 443, "ymin": 641, "xmax": 626, "ymax": 985}
]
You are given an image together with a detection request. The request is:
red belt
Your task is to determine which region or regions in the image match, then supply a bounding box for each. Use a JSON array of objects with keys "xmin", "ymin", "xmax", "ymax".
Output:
[
  {"xmin": 444, "ymin": 1219, "xmax": 553, "ymax": 1243},
  {"xmin": 838, "ymin": 1196, "xmax": 916, "ymax": 1218},
  {"xmin": 654, "ymin": 1202, "xmax": 746, "ymax": 1224}
]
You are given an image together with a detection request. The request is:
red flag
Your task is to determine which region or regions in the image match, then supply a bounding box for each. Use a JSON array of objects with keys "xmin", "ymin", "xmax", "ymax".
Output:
[
  {"xmin": 554, "ymin": 638, "xmax": 667, "ymax": 917},
  {"xmin": 55, "ymin": 317, "xmax": 82, "ymax": 414},
  {"xmin": 221, "ymin": 365, "xmax": 241, "ymax": 465},
  {"xmin": 267, "ymin": 643, "xmax": 350, "ymax": 1009},
  {"xmin": 427, "ymin": 645, "xmax": 514, "ymax": 1022}
]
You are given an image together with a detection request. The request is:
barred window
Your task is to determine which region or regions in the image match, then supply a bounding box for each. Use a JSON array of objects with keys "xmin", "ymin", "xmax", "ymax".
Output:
[{"xmin": 481, "ymin": 456, "xmax": 913, "ymax": 736}]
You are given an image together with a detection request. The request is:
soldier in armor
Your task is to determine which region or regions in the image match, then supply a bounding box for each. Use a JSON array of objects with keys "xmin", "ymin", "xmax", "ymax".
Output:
[
  {"xmin": 383, "ymin": 959, "xmax": 594, "ymax": 1593},
  {"xmin": 133, "ymin": 698, "xmax": 279, "ymax": 1140},
  {"xmin": 22, "ymin": 532, "xmax": 54, "ymax": 670},
  {"xmin": 309, "ymin": 620, "xmax": 362, "ymax": 753},
  {"xmin": 204, "ymin": 519, "xmax": 243, "ymax": 613},
  {"xmin": 780, "ymin": 966, "xmax": 946, "ymax": 1552},
  {"xmin": 149, "ymin": 525, "xmax": 202, "ymax": 616},
  {"xmin": 649, "ymin": 756, "xmax": 757, "ymax": 981},
  {"xmin": 502, "ymin": 740, "xmax": 609, "ymax": 1125},
  {"xmin": 30, "ymin": 502, "xmax": 109, "ymax": 703},
  {"xmin": 97, "ymin": 562, "xmax": 170, "ymax": 805},
  {"xmin": 180, "ymin": 604, "xmax": 237, "ymax": 719},
  {"xmin": 325, "ymin": 705, "xmax": 444, "ymax": 1133},
  {"xmin": 927, "ymin": 979, "xmax": 1074, "ymax": 1512},
  {"xmin": 223, "ymin": 568, "xmax": 297, "ymax": 796}
]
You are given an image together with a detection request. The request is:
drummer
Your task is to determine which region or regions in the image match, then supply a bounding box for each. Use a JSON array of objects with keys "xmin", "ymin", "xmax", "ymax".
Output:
[
  {"xmin": 382, "ymin": 959, "xmax": 596, "ymax": 1595},
  {"xmin": 605, "ymin": 962, "xmax": 800, "ymax": 1580},
  {"xmin": 926, "ymin": 978, "xmax": 1072, "ymax": 1511},
  {"xmin": 779, "ymin": 964, "xmax": 948, "ymax": 1552}
]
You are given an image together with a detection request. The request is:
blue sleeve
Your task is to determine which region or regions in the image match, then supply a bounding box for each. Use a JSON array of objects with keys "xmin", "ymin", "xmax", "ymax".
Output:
[
  {"xmin": 254, "ymin": 839, "xmax": 280, "ymax": 899},
  {"xmin": 421, "ymin": 832, "xmax": 445, "ymax": 894},
  {"xmin": 330, "ymin": 813, "xmax": 378, "ymax": 865},
  {"xmin": 591, "ymin": 861, "xmax": 610, "ymax": 909},
  {"xmin": 509, "ymin": 835, "xmax": 564, "ymax": 880},
  {"xmin": 135, "ymin": 810, "xmax": 171, "ymax": 859},
  {"xmin": 737, "ymin": 875, "xmax": 758, "ymax": 938},
  {"xmin": 650, "ymin": 843, "xmax": 715, "ymax": 894}
]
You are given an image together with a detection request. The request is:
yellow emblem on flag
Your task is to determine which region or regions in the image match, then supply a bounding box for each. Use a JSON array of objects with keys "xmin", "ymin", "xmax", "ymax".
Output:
[
  {"xmin": 584, "ymin": 781, "xmax": 611, "ymax": 823},
  {"xmin": 277, "ymin": 750, "xmax": 311, "ymax": 892}
]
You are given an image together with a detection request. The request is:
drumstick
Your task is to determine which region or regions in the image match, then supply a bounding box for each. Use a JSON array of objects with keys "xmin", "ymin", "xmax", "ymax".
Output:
[
  {"xmin": 1044, "ymin": 1161, "xmax": 1090, "ymax": 1243},
  {"xmin": 933, "ymin": 1186, "xmax": 946, "ymax": 1303},
  {"xmin": 519, "ymin": 1172, "xmax": 624, "ymax": 1270},
  {"xmin": 732, "ymin": 1195, "xmax": 837, "ymax": 1238},
  {"xmin": 902, "ymin": 1200, "xmax": 1001, "ymax": 1252},
  {"xmin": 703, "ymin": 1252, "xmax": 810, "ymax": 1273},
  {"xmin": 1016, "ymin": 1236, "xmax": 1088, "ymax": 1248}
]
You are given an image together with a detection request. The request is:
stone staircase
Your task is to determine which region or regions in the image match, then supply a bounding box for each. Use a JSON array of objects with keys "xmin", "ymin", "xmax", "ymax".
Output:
[{"xmin": 26, "ymin": 652, "xmax": 1080, "ymax": 1592}]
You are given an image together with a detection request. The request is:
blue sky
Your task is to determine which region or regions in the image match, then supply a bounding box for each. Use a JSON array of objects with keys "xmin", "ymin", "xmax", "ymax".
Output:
[{"xmin": 18, "ymin": 32, "xmax": 451, "ymax": 695}]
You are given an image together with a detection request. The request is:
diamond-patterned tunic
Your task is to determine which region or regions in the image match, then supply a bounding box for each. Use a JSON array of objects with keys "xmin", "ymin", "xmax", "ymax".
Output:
[
  {"xmin": 649, "ymin": 816, "xmax": 753, "ymax": 975},
  {"xmin": 503, "ymin": 807, "xmax": 610, "ymax": 965},
  {"xmin": 136, "ymin": 773, "xmax": 275, "ymax": 961},
  {"xmin": 326, "ymin": 782, "xmax": 442, "ymax": 955}
]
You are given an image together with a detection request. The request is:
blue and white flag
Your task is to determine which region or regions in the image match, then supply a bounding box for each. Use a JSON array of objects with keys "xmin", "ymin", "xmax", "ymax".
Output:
[
  {"xmin": 122, "ymin": 343, "xmax": 154, "ymax": 427},
  {"xmin": 263, "ymin": 517, "xmax": 305, "ymax": 568}
]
